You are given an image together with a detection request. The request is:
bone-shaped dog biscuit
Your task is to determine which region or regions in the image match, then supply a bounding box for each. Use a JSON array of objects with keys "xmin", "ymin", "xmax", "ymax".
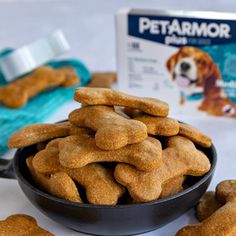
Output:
[
  {"xmin": 123, "ymin": 107, "xmax": 179, "ymax": 136},
  {"xmin": 0, "ymin": 214, "xmax": 53, "ymax": 236},
  {"xmin": 8, "ymin": 122, "xmax": 92, "ymax": 148},
  {"xmin": 134, "ymin": 116, "xmax": 179, "ymax": 136},
  {"xmin": 114, "ymin": 136, "xmax": 211, "ymax": 202},
  {"xmin": 0, "ymin": 66, "xmax": 79, "ymax": 108},
  {"xmin": 69, "ymin": 105, "xmax": 148, "ymax": 150},
  {"xmin": 32, "ymin": 139, "xmax": 125, "ymax": 205},
  {"xmin": 176, "ymin": 180, "xmax": 236, "ymax": 236},
  {"xmin": 216, "ymin": 180, "xmax": 236, "ymax": 204},
  {"xmin": 8, "ymin": 123, "xmax": 70, "ymax": 148},
  {"xmin": 0, "ymin": 67, "xmax": 62, "ymax": 108},
  {"xmin": 33, "ymin": 139, "xmax": 62, "ymax": 174},
  {"xmin": 27, "ymin": 157, "xmax": 82, "ymax": 203},
  {"xmin": 67, "ymin": 163, "xmax": 125, "ymax": 205},
  {"xmin": 179, "ymin": 123, "xmax": 212, "ymax": 148},
  {"xmin": 196, "ymin": 191, "xmax": 223, "ymax": 221},
  {"xmin": 74, "ymin": 87, "xmax": 169, "ymax": 116},
  {"xmin": 58, "ymin": 135, "xmax": 162, "ymax": 171}
]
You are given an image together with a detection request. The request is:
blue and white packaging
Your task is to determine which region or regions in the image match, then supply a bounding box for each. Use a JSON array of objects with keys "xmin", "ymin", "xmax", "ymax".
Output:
[{"xmin": 116, "ymin": 9, "xmax": 236, "ymax": 118}]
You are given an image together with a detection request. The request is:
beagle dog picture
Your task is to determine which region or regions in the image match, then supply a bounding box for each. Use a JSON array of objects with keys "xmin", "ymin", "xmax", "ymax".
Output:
[{"xmin": 167, "ymin": 46, "xmax": 236, "ymax": 118}]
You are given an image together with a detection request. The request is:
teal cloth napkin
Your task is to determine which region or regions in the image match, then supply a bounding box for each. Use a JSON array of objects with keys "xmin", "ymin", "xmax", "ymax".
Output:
[{"xmin": 0, "ymin": 50, "xmax": 91, "ymax": 155}]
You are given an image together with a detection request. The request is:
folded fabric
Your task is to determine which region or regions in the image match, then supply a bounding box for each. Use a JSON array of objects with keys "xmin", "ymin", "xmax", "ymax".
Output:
[{"xmin": 0, "ymin": 51, "xmax": 91, "ymax": 155}]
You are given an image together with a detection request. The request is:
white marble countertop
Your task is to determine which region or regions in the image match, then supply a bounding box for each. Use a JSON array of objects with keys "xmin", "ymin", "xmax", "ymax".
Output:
[{"xmin": 0, "ymin": 0, "xmax": 236, "ymax": 235}]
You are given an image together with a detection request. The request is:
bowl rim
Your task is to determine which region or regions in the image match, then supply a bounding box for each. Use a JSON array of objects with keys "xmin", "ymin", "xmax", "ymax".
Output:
[{"xmin": 14, "ymin": 140, "xmax": 217, "ymax": 209}]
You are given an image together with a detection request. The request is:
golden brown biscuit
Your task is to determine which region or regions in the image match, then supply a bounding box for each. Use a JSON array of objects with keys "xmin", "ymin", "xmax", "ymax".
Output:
[
  {"xmin": 216, "ymin": 180, "xmax": 236, "ymax": 204},
  {"xmin": 87, "ymin": 72, "xmax": 117, "ymax": 88},
  {"xmin": 34, "ymin": 126, "xmax": 88, "ymax": 152},
  {"xmin": 0, "ymin": 214, "xmax": 53, "ymax": 236},
  {"xmin": 74, "ymin": 87, "xmax": 169, "ymax": 117},
  {"xmin": 123, "ymin": 107, "xmax": 179, "ymax": 136},
  {"xmin": 32, "ymin": 139, "xmax": 125, "ymax": 205},
  {"xmin": 179, "ymin": 123, "xmax": 212, "ymax": 148},
  {"xmin": 27, "ymin": 157, "xmax": 82, "ymax": 203},
  {"xmin": 176, "ymin": 180, "xmax": 236, "ymax": 236},
  {"xmin": 8, "ymin": 123, "xmax": 70, "ymax": 148},
  {"xmin": 160, "ymin": 176, "xmax": 185, "ymax": 199},
  {"xmin": 68, "ymin": 163, "xmax": 125, "ymax": 205},
  {"xmin": 33, "ymin": 139, "xmax": 62, "ymax": 174},
  {"xmin": 196, "ymin": 191, "xmax": 223, "ymax": 221},
  {"xmin": 114, "ymin": 136, "xmax": 211, "ymax": 202},
  {"xmin": 57, "ymin": 66, "xmax": 80, "ymax": 87},
  {"xmin": 0, "ymin": 66, "xmax": 79, "ymax": 109},
  {"xmin": 59, "ymin": 135, "xmax": 162, "ymax": 171},
  {"xmin": 69, "ymin": 105, "xmax": 148, "ymax": 150},
  {"xmin": 135, "ymin": 116, "xmax": 179, "ymax": 136},
  {"xmin": 8, "ymin": 120, "xmax": 95, "ymax": 149}
]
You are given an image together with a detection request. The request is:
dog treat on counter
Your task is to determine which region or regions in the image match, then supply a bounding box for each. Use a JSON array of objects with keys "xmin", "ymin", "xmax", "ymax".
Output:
[
  {"xmin": 216, "ymin": 180, "xmax": 236, "ymax": 204},
  {"xmin": 0, "ymin": 214, "xmax": 54, "ymax": 236},
  {"xmin": 179, "ymin": 123, "xmax": 212, "ymax": 148},
  {"xmin": 114, "ymin": 136, "xmax": 211, "ymax": 202},
  {"xmin": 27, "ymin": 157, "xmax": 82, "ymax": 203},
  {"xmin": 69, "ymin": 105, "xmax": 147, "ymax": 150},
  {"xmin": 32, "ymin": 139, "xmax": 125, "ymax": 205},
  {"xmin": 0, "ymin": 66, "xmax": 80, "ymax": 108},
  {"xmin": 74, "ymin": 87, "xmax": 169, "ymax": 117},
  {"xmin": 176, "ymin": 180, "xmax": 236, "ymax": 236},
  {"xmin": 87, "ymin": 72, "xmax": 117, "ymax": 88},
  {"xmin": 8, "ymin": 123, "xmax": 70, "ymax": 148},
  {"xmin": 59, "ymin": 135, "xmax": 162, "ymax": 171},
  {"xmin": 196, "ymin": 191, "xmax": 223, "ymax": 221}
]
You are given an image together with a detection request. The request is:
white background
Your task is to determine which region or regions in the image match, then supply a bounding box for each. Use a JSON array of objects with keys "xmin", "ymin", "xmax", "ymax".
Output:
[{"xmin": 0, "ymin": 1, "xmax": 236, "ymax": 235}]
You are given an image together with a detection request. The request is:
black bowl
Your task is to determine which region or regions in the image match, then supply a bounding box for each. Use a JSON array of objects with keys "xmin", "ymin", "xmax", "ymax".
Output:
[{"xmin": 1, "ymin": 137, "xmax": 217, "ymax": 236}]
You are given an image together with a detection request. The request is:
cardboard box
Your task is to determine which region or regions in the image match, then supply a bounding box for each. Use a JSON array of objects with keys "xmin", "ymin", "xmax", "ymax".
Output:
[{"xmin": 116, "ymin": 9, "xmax": 236, "ymax": 118}]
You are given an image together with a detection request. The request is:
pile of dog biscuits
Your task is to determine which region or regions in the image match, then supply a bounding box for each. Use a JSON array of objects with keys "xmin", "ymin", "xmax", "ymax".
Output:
[{"xmin": 9, "ymin": 88, "xmax": 212, "ymax": 205}]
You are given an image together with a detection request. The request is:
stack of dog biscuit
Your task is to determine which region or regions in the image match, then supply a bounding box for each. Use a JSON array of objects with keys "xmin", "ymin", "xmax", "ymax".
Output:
[{"xmin": 9, "ymin": 88, "xmax": 212, "ymax": 205}]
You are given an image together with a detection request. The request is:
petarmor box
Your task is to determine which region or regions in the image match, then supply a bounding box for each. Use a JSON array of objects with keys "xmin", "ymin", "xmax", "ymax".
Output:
[{"xmin": 116, "ymin": 9, "xmax": 236, "ymax": 118}]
